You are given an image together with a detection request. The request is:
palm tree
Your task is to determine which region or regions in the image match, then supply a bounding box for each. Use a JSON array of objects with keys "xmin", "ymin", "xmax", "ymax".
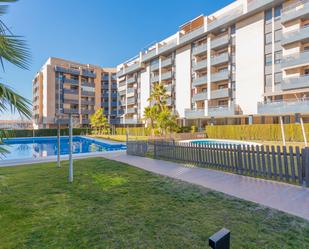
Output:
[
  {"xmin": 0, "ymin": 0, "xmax": 31, "ymax": 154},
  {"xmin": 147, "ymin": 82, "xmax": 168, "ymax": 112},
  {"xmin": 143, "ymin": 106, "xmax": 157, "ymax": 134}
]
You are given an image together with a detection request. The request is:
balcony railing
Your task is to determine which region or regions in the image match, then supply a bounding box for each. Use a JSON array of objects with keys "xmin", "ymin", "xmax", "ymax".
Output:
[
  {"xmin": 121, "ymin": 118, "xmax": 140, "ymax": 124},
  {"xmin": 179, "ymin": 26, "xmax": 205, "ymax": 44},
  {"xmin": 127, "ymin": 76, "xmax": 136, "ymax": 84},
  {"xmin": 81, "ymin": 69, "xmax": 96, "ymax": 78},
  {"xmin": 282, "ymin": 75, "xmax": 309, "ymax": 91},
  {"xmin": 211, "ymin": 34, "xmax": 229, "ymax": 50},
  {"xmin": 192, "ymin": 43, "xmax": 207, "ymax": 56},
  {"xmin": 81, "ymin": 99, "xmax": 95, "ymax": 105},
  {"xmin": 161, "ymin": 71, "xmax": 173, "ymax": 81},
  {"xmin": 166, "ymin": 97, "xmax": 173, "ymax": 106},
  {"xmin": 63, "ymin": 88, "xmax": 78, "ymax": 95},
  {"xmin": 282, "ymin": 26, "xmax": 309, "ymax": 46},
  {"xmin": 192, "ymin": 75, "xmax": 208, "ymax": 87},
  {"xmin": 281, "ymin": 51, "xmax": 309, "ymax": 69},
  {"xmin": 211, "ymin": 71, "xmax": 229, "ymax": 83},
  {"xmin": 151, "ymin": 75, "xmax": 159, "ymax": 83},
  {"xmin": 161, "ymin": 58, "xmax": 173, "ymax": 68},
  {"xmin": 165, "ymin": 84, "xmax": 173, "ymax": 93},
  {"xmin": 81, "ymin": 109, "xmax": 95, "ymax": 115},
  {"xmin": 127, "ymin": 107, "xmax": 137, "ymax": 114},
  {"xmin": 192, "ymin": 91, "xmax": 208, "ymax": 102},
  {"xmin": 211, "ymin": 53, "xmax": 229, "ymax": 66},
  {"xmin": 63, "ymin": 98, "xmax": 79, "ymax": 104},
  {"xmin": 258, "ymin": 98, "xmax": 309, "ymax": 115},
  {"xmin": 158, "ymin": 39, "xmax": 177, "ymax": 54},
  {"xmin": 117, "ymin": 63, "xmax": 141, "ymax": 77},
  {"xmin": 192, "ymin": 60, "xmax": 207, "ymax": 71},
  {"xmin": 63, "ymin": 109, "xmax": 79, "ymax": 114},
  {"xmin": 64, "ymin": 78, "xmax": 79, "ymax": 85},
  {"xmin": 81, "ymin": 90, "xmax": 95, "ymax": 97},
  {"xmin": 282, "ymin": 0, "xmax": 309, "ymax": 23},
  {"xmin": 208, "ymin": 104, "xmax": 236, "ymax": 117},
  {"xmin": 150, "ymin": 63, "xmax": 159, "ymax": 71},
  {"xmin": 210, "ymin": 88, "xmax": 230, "ymax": 99},
  {"xmin": 247, "ymin": 0, "xmax": 274, "ymax": 12},
  {"xmin": 81, "ymin": 81, "xmax": 95, "ymax": 88},
  {"xmin": 127, "ymin": 97, "xmax": 136, "ymax": 105},
  {"xmin": 141, "ymin": 49, "xmax": 157, "ymax": 62},
  {"xmin": 127, "ymin": 87, "xmax": 135, "ymax": 94},
  {"xmin": 185, "ymin": 108, "xmax": 206, "ymax": 119},
  {"xmin": 55, "ymin": 66, "xmax": 80, "ymax": 75}
]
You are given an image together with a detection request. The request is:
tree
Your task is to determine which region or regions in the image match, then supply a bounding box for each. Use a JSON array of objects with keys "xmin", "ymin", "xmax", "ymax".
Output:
[
  {"xmin": 144, "ymin": 82, "xmax": 178, "ymax": 135},
  {"xmin": 0, "ymin": 1, "xmax": 31, "ymax": 155},
  {"xmin": 90, "ymin": 108, "xmax": 109, "ymax": 135}
]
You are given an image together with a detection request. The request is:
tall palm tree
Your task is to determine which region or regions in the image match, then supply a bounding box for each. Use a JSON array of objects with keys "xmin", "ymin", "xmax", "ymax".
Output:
[
  {"xmin": 147, "ymin": 82, "xmax": 168, "ymax": 112},
  {"xmin": 0, "ymin": 0, "xmax": 31, "ymax": 154},
  {"xmin": 143, "ymin": 105, "xmax": 157, "ymax": 134}
]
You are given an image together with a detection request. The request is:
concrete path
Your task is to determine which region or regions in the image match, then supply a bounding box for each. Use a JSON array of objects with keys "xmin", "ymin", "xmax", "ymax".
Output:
[{"xmin": 103, "ymin": 151, "xmax": 309, "ymax": 221}]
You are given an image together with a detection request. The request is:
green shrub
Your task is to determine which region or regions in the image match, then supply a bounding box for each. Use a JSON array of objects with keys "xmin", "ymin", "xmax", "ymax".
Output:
[
  {"xmin": 6, "ymin": 128, "xmax": 91, "ymax": 138},
  {"xmin": 205, "ymin": 124, "xmax": 309, "ymax": 142},
  {"xmin": 115, "ymin": 127, "xmax": 150, "ymax": 136}
]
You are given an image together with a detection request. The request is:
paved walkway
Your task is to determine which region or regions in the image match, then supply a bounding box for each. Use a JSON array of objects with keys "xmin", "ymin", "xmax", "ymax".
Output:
[{"xmin": 103, "ymin": 151, "xmax": 309, "ymax": 221}]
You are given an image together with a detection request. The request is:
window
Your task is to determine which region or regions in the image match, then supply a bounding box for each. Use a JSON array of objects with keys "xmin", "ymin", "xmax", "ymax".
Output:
[
  {"xmin": 275, "ymin": 51, "xmax": 282, "ymax": 64},
  {"xmin": 265, "ymin": 54, "xmax": 272, "ymax": 65},
  {"xmin": 274, "ymin": 5, "xmax": 282, "ymax": 19},
  {"xmin": 231, "ymin": 24, "xmax": 236, "ymax": 34},
  {"xmin": 265, "ymin": 9, "xmax": 272, "ymax": 22},
  {"xmin": 265, "ymin": 74, "xmax": 272, "ymax": 87},
  {"xmin": 274, "ymin": 72, "xmax": 282, "ymax": 83},
  {"xmin": 265, "ymin": 33, "xmax": 272, "ymax": 44}
]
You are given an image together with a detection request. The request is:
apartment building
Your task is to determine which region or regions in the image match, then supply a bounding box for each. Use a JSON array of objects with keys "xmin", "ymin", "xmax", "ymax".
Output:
[
  {"xmin": 116, "ymin": 0, "xmax": 309, "ymax": 127},
  {"xmin": 33, "ymin": 57, "xmax": 118, "ymax": 129}
]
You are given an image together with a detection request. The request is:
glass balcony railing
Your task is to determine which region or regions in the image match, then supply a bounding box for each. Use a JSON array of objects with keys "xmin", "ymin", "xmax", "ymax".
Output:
[
  {"xmin": 211, "ymin": 71, "xmax": 229, "ymax": 83},
  {"xmin": 282, "ymin": 0, "xmax": 309, "ymax": 23},
  {"xmin": 185, "ymin": 108, "xmax": 206, "ymax": 119},
  {"xmin": 211, "ymin": 35, "xmax": 229, "ymax": 50},
  {"xmin": 192, "ymin": 60, "xmax": 207, "ymax": 71},
  {"xmin": 161, "ymin": 58, "xmax": 173, "ymax": 68},
  {"xmin": 179, "ymin": 26, "xmax": 205, "ymax": 44},
  {"xmin": 282, "ymin": 75, "xmax": 309, "ymax": 91},
  {"xmin": 192, "ymin": 75, "xmax": 208, "ymax": 87},
  {"xmin": 282, "ymin": 26, "xmax": 309, "ymax": 46},
  {"xmin": 192, "ymin": 43, "xmax": 207, "ymax": 56},
  {"xmin": 281, "ymin": 51, "xmax": 309, "ymax": 69},
  {"xmin": 192, "ymin": 91, "xmax": 208, "ymax": 102},
  {"xmin": 210, "ymin": 88, "xmax": 230, "ymax": 99},
  {"xmin": 258, "ymin": 98, "xmax": 309, "ymax": 115},
  {"xmin": 211, "ymin": 53, "xmax": 229, "ymax": 66}
]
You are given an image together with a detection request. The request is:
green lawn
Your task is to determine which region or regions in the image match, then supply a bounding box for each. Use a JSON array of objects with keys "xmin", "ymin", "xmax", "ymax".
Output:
[{"xmin": 1, "ymin": 158, "xmax": 309, "ymax": 249}]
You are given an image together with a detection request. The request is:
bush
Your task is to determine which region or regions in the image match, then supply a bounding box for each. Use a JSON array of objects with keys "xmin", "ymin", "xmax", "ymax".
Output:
[
  {"xmin": 205, "ymin": 124, "xmax": 309, "ymax": 142},
  {"xmin": 6, "ymin": 128, "xmax": 91, "ymax": 138},
  {"xmin": 115, "ymin": 127, "xmax": 150, "ymax": 136}
]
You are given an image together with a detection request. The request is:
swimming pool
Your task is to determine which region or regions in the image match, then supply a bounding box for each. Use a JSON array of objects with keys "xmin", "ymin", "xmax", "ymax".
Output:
[
  {"xmin": 1, "ymin": 136, "xmax": 126, "ymax": 160},
  {"xmin": 183, "ymin": 139, "xmax": 260, "ymax": 146}
]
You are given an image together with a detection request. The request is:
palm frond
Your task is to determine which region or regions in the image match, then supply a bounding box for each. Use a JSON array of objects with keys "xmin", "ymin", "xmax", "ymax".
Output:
[
  {"xmin": 0, "ymin": 35, "xmax": 30, "ymax": 70},
  {"xmin": 0, "ymin": 82, "xmax": 31, "ymax": 119}
]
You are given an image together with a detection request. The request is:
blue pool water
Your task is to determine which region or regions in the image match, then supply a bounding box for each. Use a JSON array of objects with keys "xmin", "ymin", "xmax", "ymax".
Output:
[{"xmin": 1, "ymin": 136, "xmax": 126, "ymax": 160}]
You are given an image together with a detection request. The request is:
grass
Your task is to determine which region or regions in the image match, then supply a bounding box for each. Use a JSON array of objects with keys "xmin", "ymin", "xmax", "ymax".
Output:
[{"xmin": 1, "ymin": 158, "xmax": 309, "ymax": 249}]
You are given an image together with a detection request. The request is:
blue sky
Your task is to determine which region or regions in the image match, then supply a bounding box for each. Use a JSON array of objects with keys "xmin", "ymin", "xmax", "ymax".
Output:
[{"xmin": 1, "ymin": 0, "xmax": 233, "ymax": 119}]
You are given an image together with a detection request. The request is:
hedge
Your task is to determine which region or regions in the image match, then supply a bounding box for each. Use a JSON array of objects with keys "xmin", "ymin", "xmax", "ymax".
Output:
[
  {"xmin": 115, "ymin": 127, "xmax": 150, "ymax": 136},
  {"xmin": 205, "ymin": 124, "xmax": 309, "ymax": 142},
  {"xmin": 6, "ymin": 128, "xmax": 91, "ymax": 138}
]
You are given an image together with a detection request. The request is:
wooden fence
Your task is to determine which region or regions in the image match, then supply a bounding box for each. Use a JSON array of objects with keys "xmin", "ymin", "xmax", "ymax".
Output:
[{"xmin": 127, "ymin": 140, "xmax": 309, "ymax": 187}]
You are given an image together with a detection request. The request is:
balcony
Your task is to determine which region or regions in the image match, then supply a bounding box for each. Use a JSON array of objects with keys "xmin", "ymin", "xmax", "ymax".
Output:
[
  {"xmin": 210, "ymin": 88, "xmax": 230, "ymax": 99},
  {"xmin": 185, "ymin": 109, "xmax": 206, "ymax": 119},
  {"xmin": 166, "ymin": 97, "xmax": 173, "ymax": 106},
  {"xmin": 208, "ymin": 104, "xmax": 236, "ymax": 117},
  {"xmin": 211, "ymin": 35, "xmax": 229, "ymax": 50},
  {"xmin": 192, "ymin": 75, "xmax": 208, "ymax": 87},
  {"xmin": 127, "ymin": 87, "xmax": 135, "ymax": 96},
  {"xmin": 119, "ymin": 89, "xmax": 126, "ymax": 96},
  {"xmin": 81, "ymin": 99, "xmax": 95, "ymax": 105},
  {"xmin": 165, "ymin": 84, "xmax": 173, "ymax": 93},
  {"xmin": 192, "ymin": 43, "xmax": 207, "ymax": 56},
  {"xmin": 258, "ymin": 99, "xmax": 309, "ymax": 115},
  {"xmin": 211, "ymin": 53, "xmax": 229, "ymax": 66},
  {"xmin": 117, "ymin": 63, "xmax": 141, "ymax": 77},
  {"xmin": 281, "ymin": 51, "xmax": 309, "ymax": 69},
  {"xmin": 247, "ymin": 0, "xmax": 274, "ymax": 12},
  {"xmin": 192, "ymin": 91, "xmax": 208, "ymax": 102},
  {"xmin": 150, "ymin": 63, "xmax": 159, "ymax": 71},
  {"xmin": 82, "ymin": 69, "xmax": 96, "ymax": 78},
  {"xmin": 281, "ymin": 0, "xmax": 309, "ymax": 23},
  {"xmin": 127, "ymin": 107, "xmax": 137, "ymax": 114},
  {"xmin": 120, "ymin": 100, "xmax": 126, "ymax": 106},
  {"xmin": 161, "ymin": 58, "xmax": 173, "ymax": 68},
  {"xmin": 127, "ymin": 97, "xmax": 136, "ymax": 105},
  {"xmin": 63, "ymin": 98, "xmax": 79, "ymax": 104},
  {"xmin": 63, "ymin": 88, "xmax": 78, "ymax": 95},
  {"xmin": 192, "ymin": 60, "xmax": 207, "ymax": 71},
  {"xmin": 127, "ymin": 76, "xmax": 136, "ymax": 84},
  {"xmin": 282, "ymin": 75, "xmax": 309, "ymax": 91},
  {"xmin": 102, "ymin": 84, "xmax": 109, "ymax": 90},
  {"xmin": 158, "ymin": 39, "xmax": 177, "ymax": 54},
  {"xmin": 141, "ymin": 49, "xmax": 157, "ymax": 62},
  {"xmin": 55, "ymin": 66, "xmax": 80, "ymax": 75},
  {"xmin": 81, "ymin": 90, "xmax": 95, "ymax": 97},
  {"xmin": 63, "ymin": 109, "xmax": 79, "ymax": 114},
  {"xmin": 161, "ymin": 71, "xmax": 173, "ymax": 81},
  {"xmin": 151, "ymin": 75, "xmax": 159, "ymax": 83},
  {"xmin": 64, "ymin": 78, "xmax": 79, "ymax": 85},
  {"xmin": 81, "ymin": 81, "xmax": 95, "ymax": 88},
  {"xmin": 121, "ymin": 118, "xmax": 140, "ymax": 125},
  {"xmin": 207, "ymin": 6, "xmax": 243, "ymax": 31},
  {"xmin": 179, "ymin": 26, "xmax": 205, "ymax": 44},
  {"xmin": 111, "ymin": 83, "xmax": 117, "ymax": 89},
  {"xmin": 211, "ymin": 71, "xmax": 229, "ymax": 83},
  {"xmin": 111, "ymin": 101, "xmax": 118, "ymax": 107},
  {"xmin": 282, "ymin": 26, "xmax": 309, "ymax": 46},
  {"xmin": 81, "ymin": 109, "xmax": 95, "ymax": 115},
  {"xmin": 111, "ymin": 92, "xmax": 118, "ymax": 98}
]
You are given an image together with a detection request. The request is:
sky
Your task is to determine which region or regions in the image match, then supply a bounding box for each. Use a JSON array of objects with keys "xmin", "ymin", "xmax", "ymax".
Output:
[{"xmin": 1, "ymin": 0, "xmax": 233, "ymax": 119}]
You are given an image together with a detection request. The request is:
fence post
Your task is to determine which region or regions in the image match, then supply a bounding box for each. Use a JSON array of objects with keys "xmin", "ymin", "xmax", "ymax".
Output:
[
  {"xmin": 154, "ymin": 140, "xmax": 157, "ymax": 158},
  {"xmin": 209, "ymin": 228, "xmax": 230, "ymax": 249},
  {"xmin": 237, "ymin": 145, "xmax": 242, "ymax": 174},
  {"xmin": 302, "ymin": 147, "xmax": 309, "ymax": 187}
]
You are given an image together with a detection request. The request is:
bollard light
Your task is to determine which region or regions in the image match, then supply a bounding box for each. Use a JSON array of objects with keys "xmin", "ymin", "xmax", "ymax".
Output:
[{"xmin": 209, "ymin": 228, "xmax": 230, "ymax": 249}]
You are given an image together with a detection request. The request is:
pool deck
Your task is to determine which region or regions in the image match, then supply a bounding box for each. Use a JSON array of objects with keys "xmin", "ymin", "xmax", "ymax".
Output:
[{"xmin": 103, "ymin": 151, "xmax": 309, "ymax": 221}]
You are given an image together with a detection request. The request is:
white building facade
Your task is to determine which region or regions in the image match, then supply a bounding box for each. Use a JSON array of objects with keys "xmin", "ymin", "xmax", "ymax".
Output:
[{"xmin": 117, "ymin": 0, "xmax": 309, "ymax": 127}]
